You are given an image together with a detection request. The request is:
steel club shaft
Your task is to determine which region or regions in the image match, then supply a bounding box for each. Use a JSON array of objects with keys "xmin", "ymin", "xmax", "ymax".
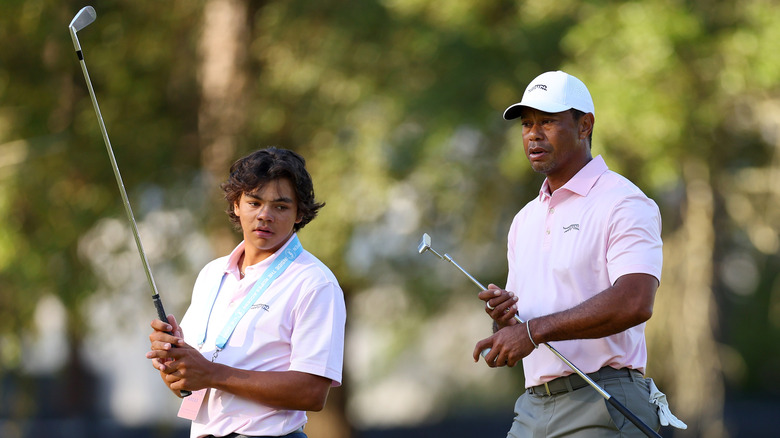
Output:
[{"xmin": 69, "ymin": 6, "xmax": 190, "ymax": 398}]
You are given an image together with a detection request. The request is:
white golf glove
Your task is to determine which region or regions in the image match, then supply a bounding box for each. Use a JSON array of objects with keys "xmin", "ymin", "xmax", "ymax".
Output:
[{"xmin": 648, "ymin": 378, "xmax": 687, "ymax": 429}]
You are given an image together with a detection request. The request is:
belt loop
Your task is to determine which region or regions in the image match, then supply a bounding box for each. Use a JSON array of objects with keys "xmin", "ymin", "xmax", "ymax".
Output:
[
  {"xmin": 544, "ymin": 381, "xmax": 551, "ymax": 396},
  {"xmin": 564, "ymin": 377, "xmax": 574, "ymax": 393}
]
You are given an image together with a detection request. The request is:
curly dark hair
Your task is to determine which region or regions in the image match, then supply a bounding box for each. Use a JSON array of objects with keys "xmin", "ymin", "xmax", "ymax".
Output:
[{"xmin": 221, "ymin": 147, "xmax": 325, "ymax": 232}]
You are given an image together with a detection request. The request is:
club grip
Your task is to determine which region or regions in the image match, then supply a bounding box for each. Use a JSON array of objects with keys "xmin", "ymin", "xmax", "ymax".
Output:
[
  {"xmin": 152, "ymin": 294, "xmax": 192, "ymax": 398},
  {"xmin": 152, "ymin": 294, "xmax": 169, "ymax": 327}
]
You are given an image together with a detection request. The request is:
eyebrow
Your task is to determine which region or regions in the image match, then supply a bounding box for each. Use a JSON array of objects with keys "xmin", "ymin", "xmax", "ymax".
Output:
[{"xmin": 245, "ymin": 192, "xmax": 295, "ymax": 204}]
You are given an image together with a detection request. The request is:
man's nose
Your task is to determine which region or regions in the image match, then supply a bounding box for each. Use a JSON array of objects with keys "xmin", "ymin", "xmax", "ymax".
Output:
[
  {"xmin": 256, "ymin": 205, "xmax": 274, "ymax": 221},
  {"xmin": 526, "ymin": 123, "xmax": 544, "ymax": 141}
]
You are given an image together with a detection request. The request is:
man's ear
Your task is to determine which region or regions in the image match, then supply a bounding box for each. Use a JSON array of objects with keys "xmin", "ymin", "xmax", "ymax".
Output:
[
  {"xmin": 579, "ymin": 113, "xmax": 594, "ymax": 139},
  {"xmin": 233, "ymin": 194, "xmax": 242, "ymax": 215}
]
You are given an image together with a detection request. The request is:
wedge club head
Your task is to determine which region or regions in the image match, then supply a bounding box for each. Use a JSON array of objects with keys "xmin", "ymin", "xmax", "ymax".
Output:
[
  {"xmin": 69, "ymin": 6, "xmax": 97, "ymax": 54},
  {"xmin": 69, "ymin": 6, "xmax": 96, "ymax": 32}
]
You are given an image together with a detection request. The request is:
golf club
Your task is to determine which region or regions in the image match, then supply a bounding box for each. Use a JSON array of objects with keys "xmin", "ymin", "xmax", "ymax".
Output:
[
  {"xmin": 69, "ymin": 6, "xmax": 190, "ymax": 397},
  {"xmin": 417, "ymin": 233, "xmax": 661, "ymax": 438},
  {"xmin": 418, "ymin": 233, "xmax": 487, "ymax": 291}
]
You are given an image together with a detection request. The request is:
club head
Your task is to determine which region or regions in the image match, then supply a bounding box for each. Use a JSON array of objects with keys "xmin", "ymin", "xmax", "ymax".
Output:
[
  {"xmin": 69, "ymin": 6, "xmax": 96, "ymax": 32},
  {"xmin": 417, "ymin": 233, "xmax": 432, "ymax": 254},
  {"xmin": 417, "ymin": 233, "xmax": 445, "ymax": 260}
]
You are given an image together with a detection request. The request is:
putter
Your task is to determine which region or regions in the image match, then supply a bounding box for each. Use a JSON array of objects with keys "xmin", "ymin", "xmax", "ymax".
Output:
[
  {"xmin": 417, "ymin": 233, "xmax": 661, "ymax": 438},
  {"xmin": 418, "ymin": 233, "xmax": 487, "ymax": 291},
  {"xmin": 69, "ymin": 6, "xmax": 190, "ymax": 397}
]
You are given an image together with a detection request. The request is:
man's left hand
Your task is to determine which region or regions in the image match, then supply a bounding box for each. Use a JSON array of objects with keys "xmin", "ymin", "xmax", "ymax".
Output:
[{"xmin": 472, "ymin": 323, "xmax": 534, "ymax": 367}]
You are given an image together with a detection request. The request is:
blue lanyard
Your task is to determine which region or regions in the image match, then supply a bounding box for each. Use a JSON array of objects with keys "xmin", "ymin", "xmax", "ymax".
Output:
[{"xmin": 196, "ymin": 235, "xmax": 302, "ymax": 360}]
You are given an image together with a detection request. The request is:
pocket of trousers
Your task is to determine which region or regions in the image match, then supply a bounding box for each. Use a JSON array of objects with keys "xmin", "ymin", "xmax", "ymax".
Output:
[{"xmin": 602, "ymin": 377, "xmax": 661, "ymax": 435}]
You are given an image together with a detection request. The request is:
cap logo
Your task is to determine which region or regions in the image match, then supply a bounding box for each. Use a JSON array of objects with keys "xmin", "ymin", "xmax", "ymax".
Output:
[{"xmin": 528, "ymin": 84, "xmax": 547, "ymax": 92}]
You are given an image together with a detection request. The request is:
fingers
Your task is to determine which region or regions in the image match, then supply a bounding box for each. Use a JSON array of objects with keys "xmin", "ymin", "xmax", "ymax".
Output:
[
  {"xmin": 493, "ymin": 293, "xmax": 518, "ymax": 316},
  {"xmin": 474, "ymin": 325, "xmax": 529, "ymax": 368},
  {"xmin": 150, "ymin": 357, "xmax": 172, "ymax": 372},
  {"xmin": 146, "ymin": 349, "xmax": 177, "ymax": 367},
  {"xmin": 148, "ymin": 349, "xmax": 190, "ymax": 378},
  {"xmin": 151, "ymin": 358, "xmax": 163, "ymax": 371},
  {"xmin": 150, "ymin": 315, "xmax": 184, "ymax": 338},
  {"xmin": 483, "ymin": 291, "xmax": 518, "ymax": 324},
  {"xmin": 497, "ymin": 305, "xmax": 519, "ymax": 326},
  {"xmin": 149, "ymin": 354, "xmax": 179, "ymax": 374},
  {"xmin": 480, "ymin": 346, "xmax": 513, "ymax": 368},
  {"xmin": 479, "ymin": 287, "xmax": 513, "ymax": 309},
  {"xmin": 477, "ymin": 290, "xmax": 496, "ymax": 305},
  {"xmin": 477, "ymin": 284, "xmax": 503, "ymax": 302},
  {"xmin": 149, "ymin": 331, "xmax": 183, "ymax": 348},
  {"xmin": 473, "ymin": 335, "xmax": 507, "ymax": 368},
  {"xmin": 166, "ymin": 314, "xmax": 183, "ymax": 338},
  {"xmin": 148, "ymin": 339, "xmax": 176, "ymax": 353},
  {"xmin": 150, "ymin": 318, "xmax": 173, "ymax": 333},
  {"xmin": 146, "ymin": 332, "xmax": 189, "ymax": 368},
  {"xmin": 149, "ymin": 318, "xmax": 186, "ymax": 345},
  {"xmin": 481, "ymin": 345, "xmax": 503, "ymax": 368},
  {"xmin": 473, "ymin": 337, "xmax": 493, "ymax": 362}
]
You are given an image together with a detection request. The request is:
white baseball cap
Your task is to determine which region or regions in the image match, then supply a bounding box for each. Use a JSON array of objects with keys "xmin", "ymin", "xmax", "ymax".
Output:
[{"xmin": 503, "ymin": 71, "xmax": 594, "ymax": 120}]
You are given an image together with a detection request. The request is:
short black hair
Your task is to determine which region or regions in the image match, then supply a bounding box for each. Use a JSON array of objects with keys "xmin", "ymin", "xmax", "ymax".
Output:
[{"xmin": 221, "ymin": 147, "xmax": 324, "ymax": 232}]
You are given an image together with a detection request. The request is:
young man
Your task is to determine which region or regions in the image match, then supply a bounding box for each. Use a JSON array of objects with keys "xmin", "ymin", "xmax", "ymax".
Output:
[
  {"xmin": 147, "ymin": 147, "xmax": 345, "ymax": 438},
  {"xmin": 472, "ymin": 71, "xmax": 682, "ymax": 436}
]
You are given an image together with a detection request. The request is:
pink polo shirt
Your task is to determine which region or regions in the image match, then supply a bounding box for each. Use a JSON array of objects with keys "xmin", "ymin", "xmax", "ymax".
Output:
[
  {"xmin": 506, "ymin": 155, "xmax": 662, "ymax": 387},
  {"xmin": 179, "ymin": 234, "xmax": 346, "ymax": 438}
]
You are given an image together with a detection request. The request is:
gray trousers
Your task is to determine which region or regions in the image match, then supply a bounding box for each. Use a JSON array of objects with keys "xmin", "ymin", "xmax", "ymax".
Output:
[{"xmin": 508, "ymin": 370, "xmax": 661, "ymax": 437}]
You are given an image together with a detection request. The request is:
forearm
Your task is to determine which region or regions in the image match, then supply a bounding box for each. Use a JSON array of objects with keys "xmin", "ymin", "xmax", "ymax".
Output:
[
  {"xmin": 530, "ymin": 273, "xmax": 657, "ymax": 344},
  {"xmin": 209, "ymin": 365, "xmax": 331, "ymax": 411}
]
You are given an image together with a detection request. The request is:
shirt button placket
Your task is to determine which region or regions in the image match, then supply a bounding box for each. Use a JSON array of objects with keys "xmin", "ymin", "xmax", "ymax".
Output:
[{"xmin": 543, "ymin": 203, "xmax": 554, "ymax": 248}]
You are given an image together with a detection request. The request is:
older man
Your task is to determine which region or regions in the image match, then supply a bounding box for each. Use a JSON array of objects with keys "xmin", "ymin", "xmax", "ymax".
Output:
[{"xmin": 473, "ymin": 71, "xmax": 668, "ymax": 437}]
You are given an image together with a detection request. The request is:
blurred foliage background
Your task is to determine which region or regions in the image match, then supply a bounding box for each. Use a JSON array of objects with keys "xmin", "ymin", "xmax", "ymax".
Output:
[{"xmin": 1, "ymin": 0, "xmax": 779, "ymax": 437}]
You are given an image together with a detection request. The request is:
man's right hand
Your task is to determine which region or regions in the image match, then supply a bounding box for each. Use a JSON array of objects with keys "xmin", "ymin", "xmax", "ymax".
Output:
[{"xmin": 478, "ymin": 284, "xmax": 519, "ymax": 329}]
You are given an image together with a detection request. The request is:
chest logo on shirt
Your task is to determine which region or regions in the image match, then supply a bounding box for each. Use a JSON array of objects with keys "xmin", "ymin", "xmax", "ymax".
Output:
[
  {"xmin": 250, "ymin": 303, "xmax": 270, "ymax": 312},
  {"xmin": 563, "ymin": 224, "xmax": 580, "ymax": 233}
]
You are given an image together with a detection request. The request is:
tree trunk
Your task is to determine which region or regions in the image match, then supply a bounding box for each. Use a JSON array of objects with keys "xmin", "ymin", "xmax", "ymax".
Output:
[
  {"xmin": 198, "ymin": 0, "xmax": 250, "ymax": 254},
  {"xmin": 647, "ymin": 159, "xmax": 726, "ymax": 437}
]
